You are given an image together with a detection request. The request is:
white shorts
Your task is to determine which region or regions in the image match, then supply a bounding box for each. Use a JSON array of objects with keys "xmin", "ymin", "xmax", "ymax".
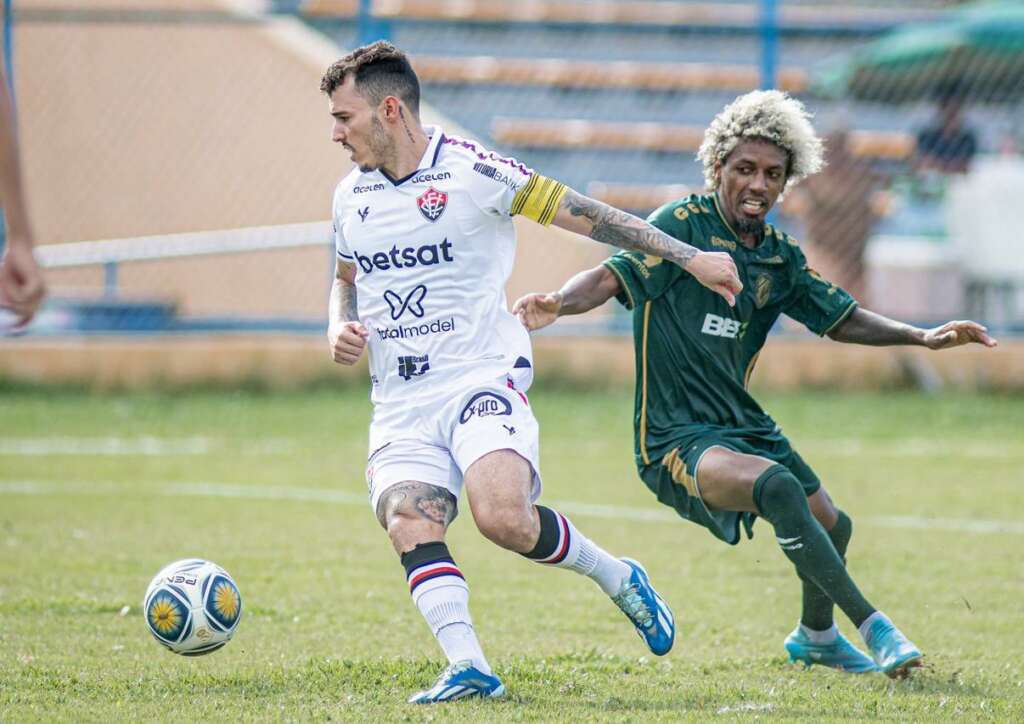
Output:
[{"xmin": 365, "ymin": 370, "xmax": 542, "ymax": 515}]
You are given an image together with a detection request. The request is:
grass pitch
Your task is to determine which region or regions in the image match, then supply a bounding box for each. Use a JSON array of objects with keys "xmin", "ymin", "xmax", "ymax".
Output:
[{"xmin": 1, "ymin": 385, "xmax": 1022, "ymax": 721}]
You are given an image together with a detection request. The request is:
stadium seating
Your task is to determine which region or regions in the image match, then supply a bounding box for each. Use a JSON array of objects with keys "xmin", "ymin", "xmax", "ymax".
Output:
[
  {"xmin": 295, "ymin": 1, "xmax": 1005, "ymax": 212},
  {"xmin": 302, "ymin": 0, "xmax": 942, "ymax": 31}
]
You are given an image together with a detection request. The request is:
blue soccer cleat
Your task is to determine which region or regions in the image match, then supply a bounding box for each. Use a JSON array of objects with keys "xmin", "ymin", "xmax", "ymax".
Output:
[
  {"xmin": 408, "ymin": 660, "xmax": 505, "ymax": 704},
  {"xmin": 611, "ymin": 558, "xmax": 675, "ymax": 656},
  {"xmin": 863, "ymin": 615, "xmax": 923, "ymax": 678},
  {"xmin": 784, "ymin": 625, "xmax": 879, "ymax": 673}
]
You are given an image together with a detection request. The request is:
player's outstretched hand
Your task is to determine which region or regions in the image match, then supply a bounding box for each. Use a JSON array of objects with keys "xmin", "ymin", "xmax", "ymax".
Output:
[
  {"xmin": 0, "ymin": 241, "xmax": 46, "ymax": 326},
  {"xmin": 512, "ymin": 292, "xmax": 562, "ymax": 332},
  {"xmin": 685, "ymin": 251, "xmax": 742, "ymax": 307},
  {"xmin": 328, "ymin": 321, "xmax": 369, "ymax": 364},
  {"xmin": 922, "ymin": 320, "xmax": 998, "ymax": 350}
]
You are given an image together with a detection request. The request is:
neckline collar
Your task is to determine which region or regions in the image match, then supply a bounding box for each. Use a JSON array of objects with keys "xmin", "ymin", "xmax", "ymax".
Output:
[{"xmin": 381, "ymin": 125, "xmax": 445, "ymax": 186}]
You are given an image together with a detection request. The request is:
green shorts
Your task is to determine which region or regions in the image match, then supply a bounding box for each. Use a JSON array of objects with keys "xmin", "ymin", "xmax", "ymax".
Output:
[{"xmin": 638, "ymin": 427, "xmax": 821, "ymax": 545}]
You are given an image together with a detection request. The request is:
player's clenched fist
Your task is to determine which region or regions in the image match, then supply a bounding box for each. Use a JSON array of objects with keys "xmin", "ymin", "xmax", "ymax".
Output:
[
  {"xmin": 328, "ymin": 321, "xmax": 369, "ymax": 364},
  {"xmin": 685, "ymin": 251, "xmax": 742, "ymax": 307}
]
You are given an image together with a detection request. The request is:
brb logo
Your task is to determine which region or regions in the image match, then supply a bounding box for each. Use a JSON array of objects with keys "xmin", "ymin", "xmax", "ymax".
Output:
[
  {"xmin": 459, "ymin": 391, "xmax": 513, "ymax": 424},
  {"xmin": 384, "ymin": 285, "xmax": 427, "ymax": 320},
  {"xmin": 417, "ymin": 187, "xmax": 448, "ymax": 222},
  {"xmin": 701, "ymin": 313, "xmax": 743, "ymax": 339},
  {"xmin": 397, "ymin": 354, "xmax": 430, "ymax": 381},
  {"xmin": 354, "ymin": 239, "xmax": 454, "ymax": 275}
]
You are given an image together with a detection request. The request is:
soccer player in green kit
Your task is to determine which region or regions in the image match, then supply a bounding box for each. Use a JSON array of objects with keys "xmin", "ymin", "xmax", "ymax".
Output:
[{"xmin": 513, "ymin": 90, "xmax": 998, "ymax": 678}]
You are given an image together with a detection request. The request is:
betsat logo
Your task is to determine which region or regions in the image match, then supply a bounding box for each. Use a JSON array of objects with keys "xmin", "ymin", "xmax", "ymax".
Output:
[
  {"xmin": 701, "ymin": 313, "xmax": 742, "ymax": 339},
  {"xmin": 355, "ymin": 239, "xmax": 454, "ymax": 275}
]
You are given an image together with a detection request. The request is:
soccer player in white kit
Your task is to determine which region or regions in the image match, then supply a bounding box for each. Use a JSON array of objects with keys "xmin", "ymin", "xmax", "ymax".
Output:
[{"xmin": 322, "ymin": 41, "xmax": 742, "ymax": 704}]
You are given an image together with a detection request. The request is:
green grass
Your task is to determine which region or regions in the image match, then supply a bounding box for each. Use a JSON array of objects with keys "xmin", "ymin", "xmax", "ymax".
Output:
[{"xmin": 1, "ymin": 387, "xmax": 1023, "ymax": 721}]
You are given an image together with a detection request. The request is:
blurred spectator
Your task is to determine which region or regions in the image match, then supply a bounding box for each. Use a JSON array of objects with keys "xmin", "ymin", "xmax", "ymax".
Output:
[
  {"xmin": 914, "ymin": 93, "xmax": 978, "ymax": 175},
  {"xmin": 785, "ymin": 129, "xmax": 883, "ymax": 303}
]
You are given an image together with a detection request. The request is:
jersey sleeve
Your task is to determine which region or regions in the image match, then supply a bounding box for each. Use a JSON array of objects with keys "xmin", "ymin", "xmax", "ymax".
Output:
[
  {"xmin": 600, "ymin": 203, "xmax": 693, "ymax": 309},
  {"xmin": 332, "ymin": 187, "xmax": 353, "ymax": 262},
  {"xmin": 782, "ymin": 245, "xmax": 858, "ymax": 336},
  {"xmin": 463, "ymin": 148, "xmax": 566, "ymax": 226}
]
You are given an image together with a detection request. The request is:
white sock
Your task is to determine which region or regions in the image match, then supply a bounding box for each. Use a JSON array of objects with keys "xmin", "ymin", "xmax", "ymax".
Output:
[
  {"xmin": 799, "ymin": 622, "xmax": 839, "ymax": 643},
  {"xmin": 858, "ymin": 610, "xmax": 888, "ymax": 645},
  {"xmin": 408, "ymin": 561, "xmax": 491, "ymax": 675},
  {"xmin": 529, "ymin": 507, "xmax": 632, "ymax": 595}
]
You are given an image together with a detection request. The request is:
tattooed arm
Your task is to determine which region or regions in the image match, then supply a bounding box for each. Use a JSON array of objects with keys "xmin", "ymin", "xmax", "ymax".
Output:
[
  {"xmin": 327, "ymin": 259, "xmax": 368, "ymax": 365},
  {"xmin": 551, "ymin": 188, "xmax": 742, "ymax": 306}
]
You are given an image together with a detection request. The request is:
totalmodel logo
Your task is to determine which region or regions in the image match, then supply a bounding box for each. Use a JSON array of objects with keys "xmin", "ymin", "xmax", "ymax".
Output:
[
  {"xmin": 354, "ymin": 239, "xmax": 454, "ymax": 274},
  {"xmin": 377, "ymin": 317, "xmax": 456, "ymax": 341},
  {"xmin": 383, "ymin": 285, "xmax": 427, "ymax": 320}
]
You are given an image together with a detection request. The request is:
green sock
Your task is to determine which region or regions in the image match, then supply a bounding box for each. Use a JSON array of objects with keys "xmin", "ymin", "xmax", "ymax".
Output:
[
  {"xmin": 753, "ymin": 466, "xmax": 875, "ymax": 628},
  {"xmin": 799, "ymin": 510, "xmax": 852, "ymax": 631}
]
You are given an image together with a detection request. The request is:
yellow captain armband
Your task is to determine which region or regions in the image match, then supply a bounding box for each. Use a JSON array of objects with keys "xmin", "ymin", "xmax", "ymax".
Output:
[{"xmin": 510, "ymin": 174, "xmax": 567, "ymax": 226}]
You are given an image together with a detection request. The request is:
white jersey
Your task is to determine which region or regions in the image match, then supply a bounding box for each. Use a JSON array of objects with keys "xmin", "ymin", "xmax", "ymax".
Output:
[{"xmin": 333, "ymin": 126, "xmax": 567, "ymax": 406}]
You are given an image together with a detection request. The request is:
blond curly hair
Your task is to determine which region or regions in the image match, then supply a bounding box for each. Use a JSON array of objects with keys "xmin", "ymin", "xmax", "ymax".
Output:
[{"xmin": 697, "ymin": 90, "xmax": 824, "ymax": 193}]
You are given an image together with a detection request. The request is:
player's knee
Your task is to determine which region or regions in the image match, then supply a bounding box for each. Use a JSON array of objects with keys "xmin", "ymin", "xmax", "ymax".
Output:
[
  {"xmin": 473, "ymin": 504, "xmax": 537, "ymax": 552},
  {"xmin": 752, "ymin": 465, "xmax": 807, "ymax": 519}
]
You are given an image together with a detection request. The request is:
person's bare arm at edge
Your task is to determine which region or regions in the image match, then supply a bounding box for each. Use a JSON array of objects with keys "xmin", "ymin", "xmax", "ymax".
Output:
[
  {"xmin": 827, "ymin": 307, "xmax": 998, "ymax": 350},
  {"xmin": 327, "ymin": 258, "xmax": 368, "ymax": 365},
  {"xmin": 0, "ymin": 68, "xmax": 46, "ymax": 324},
  {"xmin": 513, "ymin": 264, "xmax": 621, "ymax": 332},
  {"xmin": 551, "ymin": 187, "xmax": 741, "ymax": 307}
]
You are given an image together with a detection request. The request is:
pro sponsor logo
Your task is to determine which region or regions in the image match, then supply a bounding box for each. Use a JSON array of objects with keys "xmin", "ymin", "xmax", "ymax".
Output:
[
  {"xmin": 701, "ymin": 313, "xmax": 742, "ymax": 339},
  {"xmin": 458, "ymin": 391, "xmax": 513, "ymax": 424},
  {"xmin": 358, "ymin": 206, "xmax": 370, "ymax": 222},
  {"xmin": 473, "ymin": 162, "xmax": 520, "ymax": 190},
  {"xmin": 417, "ymin": 187, "xmax": 448, "ymax": 222},
  {"xmin": 354, "ymin": 239, "xmax": 454, "ymax": 274},
  {"xmin": 383, "ymin": 285, "xmax": 427, "ymax": 320},
  {"xmin": 397, "ymin": 354, "xmax": 430, "ymax": 381},
  {"xmin": 411, "ymin": 171, "xmax": 452, "ymax": 184},
  {"xmin": 354, "ymin": 183, "xmax": 385, "ymax": 194},
  {"xmin": 377, "ymin": 317, "xmax": 455, "ymax": 341}
]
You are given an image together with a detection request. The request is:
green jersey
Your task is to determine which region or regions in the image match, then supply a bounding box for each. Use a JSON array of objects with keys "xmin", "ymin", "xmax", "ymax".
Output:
[{"xmin": 603, "ymin": 193, "xmax": 857, "ymax": 470}]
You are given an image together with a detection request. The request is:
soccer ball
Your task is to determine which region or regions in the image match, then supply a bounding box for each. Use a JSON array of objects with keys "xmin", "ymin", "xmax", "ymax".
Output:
[{"xmin": 143, "ymin": 558, "xmax": 242, "ymax": 656}]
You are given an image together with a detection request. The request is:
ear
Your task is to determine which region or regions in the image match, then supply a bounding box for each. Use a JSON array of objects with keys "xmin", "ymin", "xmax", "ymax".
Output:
[
  {"xmin": 380, "ymin": 96, "xmax": 402, "ymax": 123},
  {"xmin": 713, "ymin": 161, "xmax": 722, "ymax": 185}
]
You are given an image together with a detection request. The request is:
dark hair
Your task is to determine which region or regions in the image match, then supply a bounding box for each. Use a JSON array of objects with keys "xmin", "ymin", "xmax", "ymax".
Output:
[{"xmin": 319, "ymin": 40, "xmax": 420, "ymax": 116}]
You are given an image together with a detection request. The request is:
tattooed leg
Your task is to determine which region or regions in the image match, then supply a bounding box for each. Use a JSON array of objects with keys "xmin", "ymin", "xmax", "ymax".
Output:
[{"xmin": 376, "ymin": 481, "xmax": 458, "ymax": 554}]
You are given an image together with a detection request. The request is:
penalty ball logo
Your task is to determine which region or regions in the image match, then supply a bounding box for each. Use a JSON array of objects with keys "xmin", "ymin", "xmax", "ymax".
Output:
[{"xmin": 416, "ymin": 187, "xmax": 448, "ymax": 222}]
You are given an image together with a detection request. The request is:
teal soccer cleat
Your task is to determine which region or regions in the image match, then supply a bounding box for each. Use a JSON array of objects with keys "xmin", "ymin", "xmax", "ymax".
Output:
[
  {"xmin": 863, "ymin": 615, "xmax": 923, "ymax": 678},
  {"xmin": 611, "ymin": 558, "xmax": 675, "ymax": 656},
  {"xmin": 408, "ymin": 661, "xmax": 505, "ymax": 704},
  {"xmin": 784, "ymin": 625, "xmax": 879, "ymax": 673}
]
